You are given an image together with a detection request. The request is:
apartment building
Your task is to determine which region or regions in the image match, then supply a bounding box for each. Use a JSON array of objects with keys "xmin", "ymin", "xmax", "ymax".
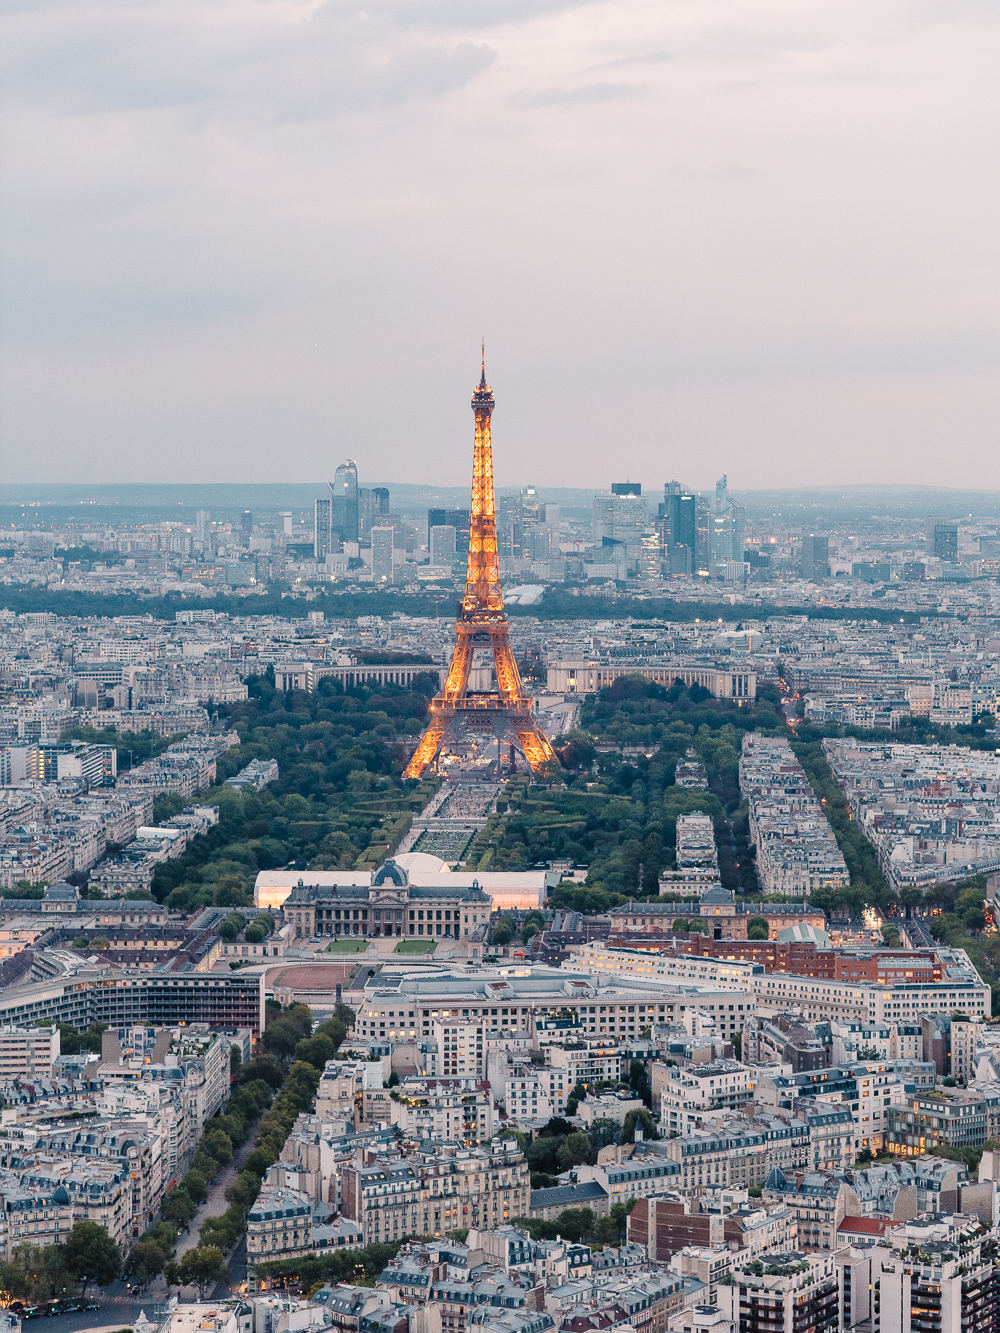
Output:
[
  {"xmin": 340, "ymin": 1139, "xmax": 529, "ymax": 1244},
  {"xmin": 716, "ymin": 1250, "xmax": 839, "ymax": 1333},
  {"xmin": 355, "ymin": 966, "xmax": 750, "ymax": 1046},
  {"xmin": 756, "ymin": 1061, "xmax": 907, "ymax": 1153},
  {"xmin": 388, "ymin": 1081, "xmax": 495, "ymax": 1144},
  {"xmin": 872, "ymin": 1221, "xmax": 995, "ymax": 1333},
  {"xmin": 0, "ymin": 1025, "xmax": 60, "ymax": 1079},
  {"xmin": 654, "ymin": 1060, "xmax": 753, "ymax": 1134},
  {"xmin": 761, "ymin": 1169, "xmax": 860, "ymax": 1252}
]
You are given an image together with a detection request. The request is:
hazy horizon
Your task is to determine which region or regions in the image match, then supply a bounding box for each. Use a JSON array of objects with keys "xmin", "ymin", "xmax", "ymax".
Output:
[{"xmin": 3, "ymin": 0, "xmax": 998, "ymax": 489}]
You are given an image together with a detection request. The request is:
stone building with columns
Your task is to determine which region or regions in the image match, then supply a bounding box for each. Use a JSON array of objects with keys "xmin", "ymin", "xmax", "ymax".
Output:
[{"xmin": 279, "ymin": 859, "xmax": 494, "ymax": 941}]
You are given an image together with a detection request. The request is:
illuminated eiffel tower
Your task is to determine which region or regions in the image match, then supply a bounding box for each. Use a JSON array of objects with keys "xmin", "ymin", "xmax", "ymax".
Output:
[{"xmin": 404, "ymin": 354, "xmax": 557, "ymax": 779}]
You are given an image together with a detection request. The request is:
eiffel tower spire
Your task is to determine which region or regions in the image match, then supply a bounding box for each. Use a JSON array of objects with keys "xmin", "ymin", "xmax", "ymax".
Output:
[{"xmin": 404, "ymin": 357, "xmax": 557, "ymax": 779}]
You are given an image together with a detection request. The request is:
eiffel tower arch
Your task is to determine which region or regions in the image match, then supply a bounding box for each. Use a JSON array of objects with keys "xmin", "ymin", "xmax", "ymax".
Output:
[{"xmin": 404, "ymin": 355, "xmax": 558, "ymax": 780}]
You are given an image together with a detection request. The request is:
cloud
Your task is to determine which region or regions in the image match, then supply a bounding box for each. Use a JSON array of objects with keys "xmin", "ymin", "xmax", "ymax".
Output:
[
  {"xmin": 589, "ymin": 50, "xmax": 674, "ymax": 69},
  {"xmin": 1, "ymin": 0, "xmax": 500, "ymax": 120},
  {"xmin": 512, "ymin": 80, "xmax": 647, "ymax": 107},
  {"xmin": 1, "ymin": 0, "xmax": 999, "ymax": 487}
]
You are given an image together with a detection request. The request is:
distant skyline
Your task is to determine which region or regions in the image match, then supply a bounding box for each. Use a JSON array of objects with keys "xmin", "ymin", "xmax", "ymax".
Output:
[{"xmin": 2, "ymin": 0, "xmax": 998, "ymax": 489}]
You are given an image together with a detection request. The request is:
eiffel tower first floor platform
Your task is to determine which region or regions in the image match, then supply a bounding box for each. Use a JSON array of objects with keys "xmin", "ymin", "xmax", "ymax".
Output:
[{"xmin": 403, "ymin": 693, "xmax": 556, "ymax": 779}]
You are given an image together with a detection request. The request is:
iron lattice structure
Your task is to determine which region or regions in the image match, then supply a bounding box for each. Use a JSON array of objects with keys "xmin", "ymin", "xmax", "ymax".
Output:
[{"xmin": 403, "ymin": 357, "xmax": 557, "ymax": 779}]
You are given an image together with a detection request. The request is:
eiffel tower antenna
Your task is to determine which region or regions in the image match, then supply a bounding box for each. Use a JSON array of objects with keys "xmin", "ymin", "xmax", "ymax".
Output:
[{"xmin": 404, "ymin": 356, "xmax": 558, "ymax": 780}]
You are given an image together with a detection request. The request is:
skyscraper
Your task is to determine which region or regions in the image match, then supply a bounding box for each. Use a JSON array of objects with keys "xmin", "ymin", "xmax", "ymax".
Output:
[
  {"xmin": 496, "ymin": 493, "xmax": 523, "ymax": 559},
  {"xmin": 195, "ymin": 510, "xmax": 210, "ymax": 543},
  {"xmin": 430, "ymin": 525, "xmax": 457, "ymax": 566},
  {"xmin": 331, "ymin": 461, "xmax": 359, "ymax": 544},
  {"xmin": 709, "ymin": 474, "xmax": 746, "ymax": 565},
  {"xmin": 241, "ymin": 511, "xmax": 253, "ymax": 544},
  {"xmin": 925, "ymin": 516, "xmax": 958, "ymax": 561},
  {"xmin": 428, "ymin": 508, "xmax": 470, "ymax": 556},
  {"xmin": 359, "ymin": 487, "xmax": 391, "ymax": 543},
  {"xmin": 592, "ymin": 490, "xmax": 648, "ymax": 561},
  {"xmin": 314, "ymin": 498, "xmax": 332, "ymax": 560},
  {"xmin": 371, "ymin": 527, "xmax": 394, "ymax": 581},
  {"xmin": 801, "ymin": 534, "xmax": 830, "ymax": 581}
]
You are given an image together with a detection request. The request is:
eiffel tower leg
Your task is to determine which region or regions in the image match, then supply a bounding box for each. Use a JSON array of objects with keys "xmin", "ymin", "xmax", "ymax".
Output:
[
  {"xmin": 514, "ymin": 724, "xmax": 557, "ymax": 775},
  {"xmin": 443, "ymin": 635, "xmax": 474, "ymax": 702},
  {"xmin": 403, "ymin": 714, "xmax": 450, "ymax": 780},
  {"xmin": 491, "ymin": 636, "xmax": 526, "ymax": 704}
]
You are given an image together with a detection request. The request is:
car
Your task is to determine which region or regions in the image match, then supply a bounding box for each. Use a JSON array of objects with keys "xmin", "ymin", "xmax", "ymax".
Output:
[
  {"xmin": 82, "ymin": 1305, "xmax": 99, "ymax": 1313},
  {"xmin": 22, "ymin": 1308, "xmax": 41, "ymax": 1320},
  {"xmin": 9, "ymin": 1305, "xmax": 24, "ymax": 1314},
  {"xmin": 60, "ymin": 1304, "xmax": 82, "ymax": 1314}
]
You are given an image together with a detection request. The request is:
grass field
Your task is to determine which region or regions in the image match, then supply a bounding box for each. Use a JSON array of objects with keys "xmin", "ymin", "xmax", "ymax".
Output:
[
  {"xmin": 325, "ymin": 939, "xmax": 368, "ymax": 953},
  {"xmin": 394, "ymin": 940, "xmax": 438, "ymax": 954}
]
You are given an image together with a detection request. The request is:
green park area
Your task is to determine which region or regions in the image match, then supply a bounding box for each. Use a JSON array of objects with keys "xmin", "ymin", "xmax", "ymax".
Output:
[
  {"xmin": 325, "ymin": 938, "xmax": 368, "ymax": 953},
  {"xmin": 394, "ymin": 939, "xmax": 437, "ymax": 954}
]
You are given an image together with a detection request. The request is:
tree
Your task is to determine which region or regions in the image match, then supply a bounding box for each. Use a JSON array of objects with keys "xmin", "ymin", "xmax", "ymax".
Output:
[
  {"xmin": 0, "ymin": 1260, "xmax": 32, "ymax": 1303},
  {"xmin": 245, "ymin": 915, "xmax": 273, "ymax": 944},
  {"xmin": 224, "ymin": 1172, "xmax": 261, "ymax": 1210},
  {"xmin": 202, "ymin": 1129, "xmax": 234, "ymax": 1165},
  {"xmin": 294, "ymin": 1035, "xmax": 336, "ymax": 1069},
  {"xmin": 492, "ymin": 916, "xmax": 513, "ymax": 946},
  {"xmin": 522, "ymin": 910, "xmax": 545, "ymax": 945},
  {"xmin": 746, "ymin": 917, "xmax": 769, "ymax": 940},
  {"xmin": 124, "ymin": 1242, "xmax": 166, "ymax": 1289},
  {"xmin": 160, "ymin": 1189, "xmax": 197, "ymax": 1226},
  {"xmin": 180, "ymin": 1171, "xmax": 208, "ymax": 1205},
  {"xmin": 240, "ymin": 1054, "xmax": 285, "ymax": 1088},
  {"xmin": 230, "ymin": 1045, "xmax": 242, "ymax": 1077},
  {"xmin": 177, "ymin": 1246, "xmax": 228, "ymax": 1299},
  {"xmin": 609, "ymin": 1198, "xmax": 636, "ymax": 1239},
  {"xmin": 552, "ymin": 1208, "xmax": 595, "ymax": 1242},
  {"xmin": 62, "ymin": 1220, "xmax": 122, "ymax": 1291},
  {"xmin": 587, "ymin": 1117, "xmax": 620, "ymax": 1151},
  {"xmin": 260, "ymin": 1019, "xmax": 299, "ymax": 1060},
  {"xmin": 622, "ymin": 1108, "xmax": 660, "ymax": 1144},
  {"xmin": 555, "ymin": 1132, "xmax": 592, "ymax": 1170},
  {"xmin": 218, "ymin": 912, "xmax": 248, "ymax": 942}
]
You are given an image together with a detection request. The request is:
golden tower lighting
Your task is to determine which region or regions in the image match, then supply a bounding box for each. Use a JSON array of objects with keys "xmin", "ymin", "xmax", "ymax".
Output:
[{"xmin": 404, "ymin": 354, "xmax": 557, "ymax": 779}]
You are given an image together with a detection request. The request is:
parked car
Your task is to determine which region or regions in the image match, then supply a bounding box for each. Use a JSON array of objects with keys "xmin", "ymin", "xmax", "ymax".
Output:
[
  {"xmin": 22, "ymin": 1308, "xmax": 41, "ymax": 1320},
  {"xmin": 82, "ymin": 1304, "xmax": 100, "ymax": 1313},
  {"xmin": 60, "ymin": 1303, "xmax": 83, "ymax": 1314}
]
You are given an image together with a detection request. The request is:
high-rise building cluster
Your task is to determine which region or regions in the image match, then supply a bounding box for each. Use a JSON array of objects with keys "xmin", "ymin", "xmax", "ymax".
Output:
[{"xmin": 589, "ymin": 475, "xmax": 745, "ymax": 582}]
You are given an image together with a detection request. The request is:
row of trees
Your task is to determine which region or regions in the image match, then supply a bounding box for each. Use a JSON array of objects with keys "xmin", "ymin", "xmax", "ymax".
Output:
[{"xmin": 126, "ymin": 1001, "xmax": 357, "ymax": 1298}]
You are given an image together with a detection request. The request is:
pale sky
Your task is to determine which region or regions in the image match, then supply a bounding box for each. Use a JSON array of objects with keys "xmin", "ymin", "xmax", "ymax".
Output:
[{"xmin": 2, "ymin": 0, "xmax": 998, "ymax": 490}]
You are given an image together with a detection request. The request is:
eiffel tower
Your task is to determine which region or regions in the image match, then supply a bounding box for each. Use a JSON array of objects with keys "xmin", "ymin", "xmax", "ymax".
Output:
[{"xmin": 404, "ymin": 354, "xmax": 557, "ymax": 779}]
